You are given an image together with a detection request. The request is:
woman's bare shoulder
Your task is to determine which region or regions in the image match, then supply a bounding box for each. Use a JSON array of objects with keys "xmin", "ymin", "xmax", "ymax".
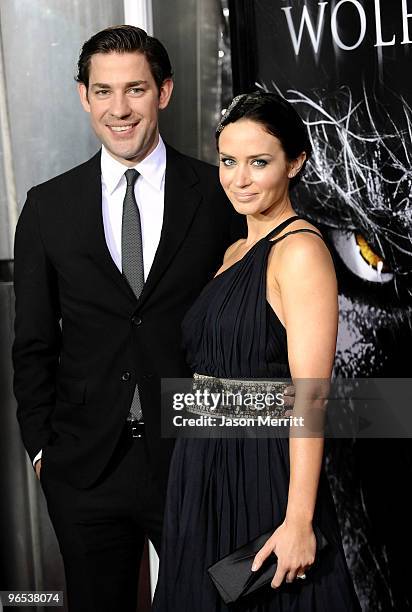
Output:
[
  {"xmin": 269, "ymin": 218, "xmax": 323, "ymax": 243},
  {"xmin": 268, "ymin": 220, "xmax": 333, "ymax": 279}
]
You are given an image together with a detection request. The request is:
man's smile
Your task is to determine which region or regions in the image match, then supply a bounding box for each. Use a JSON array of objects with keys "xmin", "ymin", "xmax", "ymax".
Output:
[{"xmin": 107, "ymin": 122, "xmax": 139, "ymax": 135}]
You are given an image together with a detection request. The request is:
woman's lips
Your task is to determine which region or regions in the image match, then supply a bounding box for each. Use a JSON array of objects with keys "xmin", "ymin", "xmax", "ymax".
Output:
[{"xmin": 232, "ymin": 192, "xmax": 258, "ymax": 201}]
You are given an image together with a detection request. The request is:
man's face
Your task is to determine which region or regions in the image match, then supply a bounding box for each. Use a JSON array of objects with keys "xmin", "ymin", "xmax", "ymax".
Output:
[{"xmin": 78, "ymin": 51, "xmax": 173, "ymax": 166}]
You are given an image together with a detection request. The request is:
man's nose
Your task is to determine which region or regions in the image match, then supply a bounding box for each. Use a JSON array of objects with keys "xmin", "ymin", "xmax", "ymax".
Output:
[{"xmin": 109, "ymin": 93, "xmax": 132, "ymax": 119}]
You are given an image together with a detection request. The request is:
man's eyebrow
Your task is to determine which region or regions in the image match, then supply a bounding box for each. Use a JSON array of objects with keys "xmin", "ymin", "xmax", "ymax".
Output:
[
  {"xmin": 125, "ymin": 80, "xmax": 148, "ymax": 87},
  {"xmin": 90, "ymin": 80, "xmax": 148, "ymax": 89}
]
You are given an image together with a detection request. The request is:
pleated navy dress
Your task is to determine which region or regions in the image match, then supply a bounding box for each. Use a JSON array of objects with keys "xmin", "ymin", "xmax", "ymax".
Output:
[{"xmin": 152, "ymin": 216, "xmax": 361, "ymax": 611}]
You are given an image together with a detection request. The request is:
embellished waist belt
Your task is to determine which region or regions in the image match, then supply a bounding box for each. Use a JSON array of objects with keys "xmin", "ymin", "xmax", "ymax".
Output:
[{"xmin": 188, "ymin": 373, "xmax": 291, "ymax": 420}]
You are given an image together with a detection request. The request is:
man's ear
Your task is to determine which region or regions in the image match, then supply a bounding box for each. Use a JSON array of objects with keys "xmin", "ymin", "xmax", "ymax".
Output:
[
  {"xmin": 78, "ymin": 83, "xmax": 91, "ymax": 113},
  {"xmin": 158, "ymin": 78, "xmax": 174, "ymax": 111}
]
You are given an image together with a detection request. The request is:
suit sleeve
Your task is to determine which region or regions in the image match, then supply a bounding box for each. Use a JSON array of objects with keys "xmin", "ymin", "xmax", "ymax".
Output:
[
  {"xmin": 12, "ymin": 188, "xmax": 61, "ymax": 462},
  {"xmin": 215, "ymin": 179, "xmax": 247, "ymax": 244},
  {"xmin": 229, "ymin": 205, "xmax": 247, "ymax": 243}
]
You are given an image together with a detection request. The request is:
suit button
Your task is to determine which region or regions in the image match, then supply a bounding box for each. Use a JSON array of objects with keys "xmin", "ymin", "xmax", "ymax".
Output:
[
  {"xmin": 144, "ymin": 372, "xmax": 153, "ymax": 379},
  {"xmin": 121, "ymin": 371, "xmax": 131, "ymax": 381},
  {"xmin": 131, "ymin": 316, "xmax": 142, "ymax": 326}
]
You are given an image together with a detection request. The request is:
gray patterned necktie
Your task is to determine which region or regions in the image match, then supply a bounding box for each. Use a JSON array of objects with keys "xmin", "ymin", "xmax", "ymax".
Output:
[{"xmin": 122, "ymin": 168, "xmax": 143, "ymax": 422}]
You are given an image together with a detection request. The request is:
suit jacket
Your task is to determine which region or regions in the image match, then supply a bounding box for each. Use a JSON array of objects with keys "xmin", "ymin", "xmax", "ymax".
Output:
[{"xmin": 13, "ymin": 144, "xmax": 245, "ymax": 490}]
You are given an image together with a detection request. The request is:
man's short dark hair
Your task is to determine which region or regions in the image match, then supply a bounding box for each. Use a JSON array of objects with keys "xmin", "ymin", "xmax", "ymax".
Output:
[{"xmin": 76, "ymin": 25, "xmax": 173, "ymax": 91}]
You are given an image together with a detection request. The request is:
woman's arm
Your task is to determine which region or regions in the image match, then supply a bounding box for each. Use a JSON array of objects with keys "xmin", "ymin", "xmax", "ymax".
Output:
[
  {"xmin": 252, "ymin": 231, "xmax": 338, "ymax": 586},
  {"xmin": 283, "ymin": 230, "xmax": 337, "ymax": 515}
]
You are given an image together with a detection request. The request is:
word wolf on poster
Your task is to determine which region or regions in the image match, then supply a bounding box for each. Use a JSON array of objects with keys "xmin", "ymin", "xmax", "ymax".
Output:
[{"xmin": 227, "ymin": 0, "xmax": 412, "ymax": 610}]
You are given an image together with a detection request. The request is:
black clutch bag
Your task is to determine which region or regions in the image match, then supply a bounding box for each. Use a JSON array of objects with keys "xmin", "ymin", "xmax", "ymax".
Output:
[{"xmin": 207, "ymin": 525, "xmax": 328, "ymax": 605}]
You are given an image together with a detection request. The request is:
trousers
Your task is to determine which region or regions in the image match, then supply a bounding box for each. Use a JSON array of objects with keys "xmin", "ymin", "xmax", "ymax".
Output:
[{"xmin": 40, "ymin": 426, "xmax": 165, "ymax": 612}]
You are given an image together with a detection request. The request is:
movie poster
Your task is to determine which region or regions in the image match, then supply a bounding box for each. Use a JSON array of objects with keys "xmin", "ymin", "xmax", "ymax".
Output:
[{"xmin": 228, "ymin": 1, "xmax": 412, "ymax": 609}]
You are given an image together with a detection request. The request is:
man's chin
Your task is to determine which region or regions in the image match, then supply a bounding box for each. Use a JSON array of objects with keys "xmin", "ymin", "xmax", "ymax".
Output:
[{"xmin": 103, "ymin": 143, "xmax": 145, "ymax": 166}]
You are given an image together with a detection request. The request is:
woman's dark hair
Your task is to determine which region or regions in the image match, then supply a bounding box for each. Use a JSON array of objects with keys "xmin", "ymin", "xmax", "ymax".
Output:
[
  {"xmin": 76, "ymin": 25, "xmax": 173, "ymax": 91},
  {"xmin": 216, "ymin": 92, "xmax": 312, "ymax": 189}
]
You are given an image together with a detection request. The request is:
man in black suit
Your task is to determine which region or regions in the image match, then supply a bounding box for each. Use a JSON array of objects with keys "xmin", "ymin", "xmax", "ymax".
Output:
[{"xmin": 12, "ymin": 25, "xmax": 242, "ymax": 612}]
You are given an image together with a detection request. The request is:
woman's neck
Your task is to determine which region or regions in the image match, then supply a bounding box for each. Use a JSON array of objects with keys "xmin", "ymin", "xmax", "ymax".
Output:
[{"xmin": 244, "ymin": 203, "xmax": 297, "ymax": 246}]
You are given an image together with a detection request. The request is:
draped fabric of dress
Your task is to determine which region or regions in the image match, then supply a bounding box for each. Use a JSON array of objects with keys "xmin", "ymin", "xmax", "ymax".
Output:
[{"xmin": 153, "ymin": 216, "xmax": 361, "ymax": 611}]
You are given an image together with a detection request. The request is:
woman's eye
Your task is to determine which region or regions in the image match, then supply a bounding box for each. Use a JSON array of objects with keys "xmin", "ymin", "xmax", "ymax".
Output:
[
  {"xmin": 221, "ymin": 158, "xmax": 235, "ymax": 166},
  {"xmin": 331, "ymin": 230, "xmax": 393, "ymax": 283},
  {"xmin": 252, "ymin": 159, "xmax": 267, "ymax": 167}
]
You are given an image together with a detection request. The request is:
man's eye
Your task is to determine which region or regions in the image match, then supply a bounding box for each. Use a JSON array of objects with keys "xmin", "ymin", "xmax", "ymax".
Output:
[
  {"xmin": 221, "ymin": 158, "xmax": 235, "ymax": 166},
  {"xmin": 252, "ymin": 159, "xmax": 267, "ymax": 167},
  {"xmin": 129, "ymin": 88, "xmax": 144, "ymax": 94},
  {"xmin": 96, "ymin": 90, "xmax": 110, "ymax": 96}
]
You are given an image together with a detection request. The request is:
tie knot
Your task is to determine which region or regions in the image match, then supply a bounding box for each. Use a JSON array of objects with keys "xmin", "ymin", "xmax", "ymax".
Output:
[{"xmin": 125, "ymin": 168, "xmax": 139, "ymax": 187}]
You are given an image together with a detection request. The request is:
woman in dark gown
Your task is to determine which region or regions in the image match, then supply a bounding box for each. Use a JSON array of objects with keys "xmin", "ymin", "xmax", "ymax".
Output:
[{"xmin": 153, "ymin": 93, "xmax": 361, "ymax": 611}]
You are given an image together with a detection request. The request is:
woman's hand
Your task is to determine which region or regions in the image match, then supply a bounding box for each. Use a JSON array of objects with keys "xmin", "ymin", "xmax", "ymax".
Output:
[{"xmin": 251, "ymin": 520, "xmax": 316, "ymax": 588}]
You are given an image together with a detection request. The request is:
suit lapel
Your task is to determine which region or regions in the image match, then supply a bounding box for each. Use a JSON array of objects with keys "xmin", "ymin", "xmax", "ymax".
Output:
[
  {"xmin": 74, "ymin": 150, "xmax": 137, "ymax": 303},
  {"xmin": 72, "ymin": 145, "xmax": 202, "ymax": 308},
  {"xmin": 137, "ymin": 145, "xmax": 202, "ymax": 308}
]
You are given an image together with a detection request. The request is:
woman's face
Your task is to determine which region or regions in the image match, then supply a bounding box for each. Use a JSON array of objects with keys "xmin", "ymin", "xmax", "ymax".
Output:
[{"xmin": 218, "ymin": 118, "xmax": 295, "ymax": 216}]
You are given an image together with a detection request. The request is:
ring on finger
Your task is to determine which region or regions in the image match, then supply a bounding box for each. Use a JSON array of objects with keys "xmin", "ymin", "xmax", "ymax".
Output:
[{"xmin": 297, "ymin": 573, "xmax": 306, "ymax": 580}]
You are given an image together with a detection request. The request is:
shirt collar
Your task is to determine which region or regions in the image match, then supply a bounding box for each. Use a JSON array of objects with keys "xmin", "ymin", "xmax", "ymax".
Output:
[{"xmin": 101, "ymin": 135, "xmax": 166, "ymax": 195}]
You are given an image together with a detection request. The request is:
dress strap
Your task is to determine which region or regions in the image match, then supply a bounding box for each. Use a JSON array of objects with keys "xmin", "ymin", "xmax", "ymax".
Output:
[
  {"xmin": 265, "ymin": 215, "xmax": 302, "ymax": 241},
  {"xmin": 269, "ymin": 228, "xmax": 324, "ymax": 245}
]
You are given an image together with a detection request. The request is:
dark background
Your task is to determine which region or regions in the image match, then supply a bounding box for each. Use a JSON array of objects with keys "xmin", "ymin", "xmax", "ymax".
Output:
[{"xmin": 228, "ymin": 1, "xmax": 412, "ymax": 610}]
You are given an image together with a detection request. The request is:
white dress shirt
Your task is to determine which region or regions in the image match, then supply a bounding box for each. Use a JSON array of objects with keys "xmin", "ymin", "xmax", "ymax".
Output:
[
  {"xmin": 101, "ymin": 136, "xmax": 166, "ymax": 278},
  {"xmin": 33, "ymin": 136, "xmax": 166, "ymax": 467}
]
